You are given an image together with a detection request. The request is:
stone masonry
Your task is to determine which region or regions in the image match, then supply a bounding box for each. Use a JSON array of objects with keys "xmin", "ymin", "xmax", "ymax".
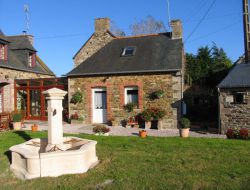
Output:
[
  {"xmin": 219, "ymin": 89, "xmax": 250, "ymax": 133},
  {"xmin": 0, "ymin": 67, "xmax": 54, "ymax": 112},
  {"xmin": 68, "ymin": 73, "xmax": 182, "ymax": 129},
  {"xmin": 73, "ymin": 18, "xmax": 114, "ymax": 67}
]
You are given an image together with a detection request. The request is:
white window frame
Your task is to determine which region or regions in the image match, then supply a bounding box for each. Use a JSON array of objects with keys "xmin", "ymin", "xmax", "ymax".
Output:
[
  {"xmin": 121, "ymin": 46, "xmax": 136, "ymax": 56},
  {"xmin": 124, "ymin": 86, "xmax": 138, "ymax": 106}
]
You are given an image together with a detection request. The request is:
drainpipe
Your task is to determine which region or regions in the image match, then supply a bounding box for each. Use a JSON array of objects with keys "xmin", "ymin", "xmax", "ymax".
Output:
[{"xmin": 217, "ymin": 87, "xmax": 221, "ymax": 134}]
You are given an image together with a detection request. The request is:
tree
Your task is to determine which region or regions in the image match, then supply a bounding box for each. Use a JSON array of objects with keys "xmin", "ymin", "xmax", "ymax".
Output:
[
  {"xmin": 129, "ymin": 16, "xmax": 167, "ymax": 36},
  {"xmin": 185, "ymin": 44, "xmax": 232, "ymax": 86},
  {"xmin": 110, "ymin": 21, "xmax": 126, "ymax": 37}
]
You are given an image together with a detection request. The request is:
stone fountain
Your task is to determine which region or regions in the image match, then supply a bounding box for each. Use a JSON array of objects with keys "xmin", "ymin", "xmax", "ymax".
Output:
[{"xmin": 9, "ymin": 88, "xmax": 98, "ymax": 180}]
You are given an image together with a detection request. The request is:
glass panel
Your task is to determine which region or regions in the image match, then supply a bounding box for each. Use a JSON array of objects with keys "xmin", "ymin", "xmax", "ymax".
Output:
[
  {"xmin": 127, "ymin": 89, "xmax": 138, "ymax": 105},
  {"xmin": 30, "ymin": 80, "xmax": 41, "ymax": 87},
  {"xmin": 17, "ymin": 90, "xmax": 27, "ymax": 113},
  {"xmin": 94, "ymin": 91, "xmax": 107, "ymax": 109},
  {"xmin": 16, "ymin": 80, "xmax": 27, "ymax": 87},
  {"xmin": 30, "ymin": 89, "xmax": 41, "ymax": 117}
]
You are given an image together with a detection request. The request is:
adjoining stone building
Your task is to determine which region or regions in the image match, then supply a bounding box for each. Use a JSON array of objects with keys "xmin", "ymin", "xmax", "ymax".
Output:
[
  {"xmin": 67, "ymin": 18, "xmax": 185, "ymax": 129},
  {"xmin": 0, "ymin": 30, "xmax": 55, "ymax": 116},
  {"xmin": 218, "ymin": 64, "xmax": 250, "ymax": 133}
]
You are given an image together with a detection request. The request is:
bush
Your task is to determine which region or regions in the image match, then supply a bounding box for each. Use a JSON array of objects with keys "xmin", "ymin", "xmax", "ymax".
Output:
[
  {"xmin": 12, "ymin": 113, "xmax": 22, "ymax": 122},
  {"xmin": 141, "ymin": 109, "xmax": 152, "ymax": 122},
  {"xmin": 141, "ymin": 108, "xmax": 166, "ymax": 122},
  {"xmin": 226, "ymin": 127, "xmax": 249, "ymax": 140},
  {"xmin": 179, "ymin": 118, "xmax": 191, "ymax": 129},
  {"xmin": 70, "ymin": 112, "xmax": 79, "ymax": 120},
  {"xmin": 239, "ymin": 128, "xmax": 249, "ymax": 139},
  {"xmin": 93, "ymin": 125, "xmax": 110, "ymax": 134}
]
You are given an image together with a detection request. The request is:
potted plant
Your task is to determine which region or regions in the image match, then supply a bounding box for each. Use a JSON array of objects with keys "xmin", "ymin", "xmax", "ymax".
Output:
[
  {"xmin": 151, "ymin": 90, "xmax": 164, "ymax": 99},
  {"xmin": 139, "ymin": 130, "xmax": 147, "ymax": 138},
  {"xmin": 141, "ymin": 109, "xmax": 152, "ymax": 129},
  {"xmin": 179, "ymin": 117, "xmax": 191, "ymax": 138},
  {"xmin": 12, "ymin": 112, "xmax": 22, "ymax": 130},
  {"xmin": 70, "ymin": 91, "xmax": 83, "ymax": 104},
  {"xmin": 109, "ymin": 118, "xmax": 119, "ymax": 126},
  {"xmin": 151, "ymin": 107, "xmax": 166, "ymax": 129},
  {"xmin": 31, "ymin": 123, "xmax": 38, "ymax": 132},
  {"xmin": 93, "ymin": 125, "xmax": 110, "ymax": 136},
  {"xmin": 124, "ymin": 103, "xmax": 136, "ymax": 112}
]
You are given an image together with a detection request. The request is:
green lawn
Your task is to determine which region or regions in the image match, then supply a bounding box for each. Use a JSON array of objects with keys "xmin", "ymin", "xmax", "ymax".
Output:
[{"xmin": 0, "ymin": 131, "xmax": 250, "ymax": 190}]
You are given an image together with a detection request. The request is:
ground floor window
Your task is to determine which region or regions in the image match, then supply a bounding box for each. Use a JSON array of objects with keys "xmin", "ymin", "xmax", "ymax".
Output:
[
  {"xmin": 125, "ymin": 87, "xmax": 138, "ymax": 107},
  {"xmin": 233, "ymin": 92, "xmax": 245, "ymax": 104}
]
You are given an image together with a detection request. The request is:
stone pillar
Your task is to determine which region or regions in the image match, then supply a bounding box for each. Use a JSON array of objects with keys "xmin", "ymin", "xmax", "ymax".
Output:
[{"xmin": 43, "ymin": 88, "xmax": 67, "ymax": 152}]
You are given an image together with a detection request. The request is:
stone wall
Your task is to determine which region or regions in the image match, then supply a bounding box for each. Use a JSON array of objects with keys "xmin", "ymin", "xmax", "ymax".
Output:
[
  {"xmin": 219, "ymin": 89, "xmax": 250, "ymax": 133},
  {"xmin": 73, "ymin": 32, "xmax": 114, "ymax": 68},
  {"xmin": 0, "ymin": 67, "xmax": 54, "ymax": 112},
  {"xmin": 68, "ymin": 73, "xmax": 182, "ymax": 129}
]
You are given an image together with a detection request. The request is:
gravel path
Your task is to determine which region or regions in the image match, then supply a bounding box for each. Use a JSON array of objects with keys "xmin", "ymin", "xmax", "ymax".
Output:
[{"xmin": 22, "ymin": 121, "xmax": 226, "ymax": 139}]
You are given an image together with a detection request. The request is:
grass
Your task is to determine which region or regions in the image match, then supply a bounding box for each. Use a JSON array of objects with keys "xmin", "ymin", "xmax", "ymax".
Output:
[{"xmin": 0, "ymin": 131, "xmax": 250, "ymax": 190}]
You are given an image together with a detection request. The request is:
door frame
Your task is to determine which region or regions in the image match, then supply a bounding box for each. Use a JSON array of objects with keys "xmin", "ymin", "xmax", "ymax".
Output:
[{"xmin": 92, "ymin": 87, "xmax": 107, "ymax": 124}]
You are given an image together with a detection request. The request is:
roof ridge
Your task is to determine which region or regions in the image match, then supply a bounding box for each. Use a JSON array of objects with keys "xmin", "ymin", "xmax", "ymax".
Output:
[{"xmin": 115, "ymin": 32, "xmax": 169, "ymax": 40}]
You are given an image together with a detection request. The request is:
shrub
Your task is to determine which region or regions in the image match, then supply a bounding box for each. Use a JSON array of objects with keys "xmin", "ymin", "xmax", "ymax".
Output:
[
  {"xmin": 12, "ymin": 113, "xmax": 22, "ymax": 122},
  {"xmin": 239, "ymin": 128, "xmax": 249, "ymax": 139},
  {"xmin": 70, "ymin": 91, "xmax": 83, "ymax": 104},
  {"xmin": 70, "ymin": 112, "xmax": 79, "ymax": 120},
  {"xmin": 226, "ymin": 127, "xmax": 249, "ymax": 140},
  {"xmin": 141, "ymin": 109, "xmax": 152, "ymax": 122},
  {"xmin": 150, "ymin": 108, "xmax": 166, "ymax": 120},
  {"xmin": 93, "ymin": 125, "xmax": 110, "ymax": 134},
  {"xmin": 151, "ymin": 90, "xmax": 164, "ymax": 99},
  {"xmin": 124, "ymin": 103, "xmax": 136, "ymax": 112},
  {"xmin": 179, "ymin": 118, "xmax": 191, "ymax": 129}
]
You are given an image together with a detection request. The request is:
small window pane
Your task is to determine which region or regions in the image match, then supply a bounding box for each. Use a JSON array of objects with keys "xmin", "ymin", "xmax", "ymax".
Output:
[
  {"xmin": 122, "ymin": 47, "xmax": 136, "ymax": 56},
  {"xmin": 234, "ymin": 93, "xmax": 244, "ymax": 104}
]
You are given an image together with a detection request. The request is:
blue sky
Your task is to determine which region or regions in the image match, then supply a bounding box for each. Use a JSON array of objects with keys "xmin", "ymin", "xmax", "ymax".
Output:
[{"xmin": 0, "ymin": 0, "xmax": 243, "ymax": 76}]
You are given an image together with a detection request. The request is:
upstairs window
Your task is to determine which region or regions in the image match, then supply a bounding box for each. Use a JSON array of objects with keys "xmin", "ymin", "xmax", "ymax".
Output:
[
  {"xmin": 28, "ymin": 53, "xmax": 36, "ymax": 67},
  {"xmin": 125, "ymin": 87, "xmax": 138, "ymax": 107},
  {"xmin": 0, "ymin": 44, "xmax": 7, "ymax": 61},
  {"xmin": 121, "ymin": 46, "xmax": 136, "ymax": 56}
]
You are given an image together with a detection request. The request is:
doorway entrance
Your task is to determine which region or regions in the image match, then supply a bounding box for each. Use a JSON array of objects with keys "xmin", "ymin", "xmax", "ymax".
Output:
[{"xmin": 92, "ymin": 88, "xmax": 107, "ymax": 123}]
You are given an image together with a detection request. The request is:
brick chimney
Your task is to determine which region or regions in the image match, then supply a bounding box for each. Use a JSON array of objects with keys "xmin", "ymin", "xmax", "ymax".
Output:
[
  {"xmin": 170, "ymin": 20, "xmax": 183, "ymax": 39},
  {"xmin": 95, "ymin": 18, "xmax": 110, "ymax": 33}
]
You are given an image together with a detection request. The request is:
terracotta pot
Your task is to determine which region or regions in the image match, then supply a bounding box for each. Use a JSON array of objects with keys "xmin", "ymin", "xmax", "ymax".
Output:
[
  {"xmin": 32, "ymin": 124, "xmax": 38, "ymax": 132},
  {"xmin": 139, "ymin": 130, "xmax": 147, "ymax": 138},
  {"xmin": 13, "ymin": 122, "xmax": 22, "ymax": 130},
  {"xmin": 179, "ymin": 128, "xmax": 190, "ymax": 138},
  {"xmin": 157, "ymin": 120, "xmax": 163, "ymax": 130},
  {"xmin": 145, "ymin": 121, "xmax": 151, "ymax": 129}
]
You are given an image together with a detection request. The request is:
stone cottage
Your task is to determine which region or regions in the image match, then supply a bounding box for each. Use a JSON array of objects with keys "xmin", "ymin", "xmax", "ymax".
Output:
[
  {"xmin": 67, "ymin": 18, "xmax": 185, "ymax": 129},
  {"xmin": 218, "ymin": 64, "xmax": 250, "ymax": 133},
  {"xmin": 0, "ymin": 30, "xmax": 55, "ymax": 114}
]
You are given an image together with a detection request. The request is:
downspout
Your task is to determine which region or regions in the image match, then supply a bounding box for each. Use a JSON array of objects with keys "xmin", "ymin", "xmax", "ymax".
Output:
[{"xmin": 217, "ymin": 87, "xmax": 221, "ymax": 134}]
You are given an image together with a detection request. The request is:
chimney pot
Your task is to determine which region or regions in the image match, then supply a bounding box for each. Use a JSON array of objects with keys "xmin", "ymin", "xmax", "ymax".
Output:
[{"xmin": 95, "ymin": 18, "xmax": 110, "ymax": 33}]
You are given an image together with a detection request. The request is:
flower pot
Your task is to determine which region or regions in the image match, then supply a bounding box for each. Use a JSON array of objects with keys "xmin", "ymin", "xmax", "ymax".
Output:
[
  {"xmin": 179, "ymin": 128, "xmax": 190, "ymax": 138},
  {"xmin": 31, "ymin": 124, "xmax": 38, "ymax": 132},
  {"xmin": 157, "ymin": 120, "xmax": 163, "ymax": 130},
  {"xmin": 145, "ymin": 121, "xmax": 151, "ymax": 129},
  {"xmin": 13, "ymin": 122, "xmax": 21, "ymax": 130},
  {"xmin": 139, "ymin": 130, "xmax": 147, "ymax": 138}
]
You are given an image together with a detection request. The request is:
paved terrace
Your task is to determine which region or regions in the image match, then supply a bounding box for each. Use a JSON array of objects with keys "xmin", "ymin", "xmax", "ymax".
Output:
[{"xmin": 22, "ymin": 120, "xmax": 226, "ymax": 138}]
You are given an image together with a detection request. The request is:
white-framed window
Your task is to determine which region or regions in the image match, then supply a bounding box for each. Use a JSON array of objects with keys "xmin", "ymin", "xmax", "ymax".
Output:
[
  {"xmin": 121, "ymin": 46, "xmax": 136, "ymax": 56},
  {"xmin": 28, "ymin": 53, "xmax": 35, "ymax": 67},
  {"xmin": 125, "ymin": 87, "xmax": 138, "ymax": 106}
]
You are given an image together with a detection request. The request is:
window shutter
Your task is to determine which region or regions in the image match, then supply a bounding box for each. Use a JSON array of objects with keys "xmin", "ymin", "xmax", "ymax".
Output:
[
  {"xmin": 32, "ymin": 53, "xmax": 36, "ymax": 67},
  {"xmin": 4, "ymin": 45, "xmax": 7, "ymax": 61}
]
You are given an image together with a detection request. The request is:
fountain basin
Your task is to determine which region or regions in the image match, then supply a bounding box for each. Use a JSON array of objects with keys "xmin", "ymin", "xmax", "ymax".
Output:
[{"xmin": 9, "ymin": 137, "xmax": 98, "ymax": 180}]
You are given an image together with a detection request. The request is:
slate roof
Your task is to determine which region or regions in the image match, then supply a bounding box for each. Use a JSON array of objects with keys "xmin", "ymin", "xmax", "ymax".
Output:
[
  {"xmin": 67, "ymin": 33, "xmax": 183, "ymax": 76},
  {"xmin": 218, "ymin": 63, "xmax": 250, "ymax": 88},
  {"xmin": 0, "ymin": 31, "xmax": 54, "ymax": 76}
]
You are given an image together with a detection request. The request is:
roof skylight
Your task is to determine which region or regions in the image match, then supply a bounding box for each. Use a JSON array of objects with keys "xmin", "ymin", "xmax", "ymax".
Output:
[{"xmin": 121, "ymin": 46, "xmax": 136, "ymax": 56}]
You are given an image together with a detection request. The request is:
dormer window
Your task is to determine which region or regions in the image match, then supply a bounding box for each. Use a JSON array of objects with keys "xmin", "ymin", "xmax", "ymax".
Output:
[
  {"xmin": 121, "ymin": 46, "xmax": 136, "ymax": 56},
  {"xmin": 28, "ymin": 53, "xmax": 36, "ymax": 67},
  {"xmin": 0, "ymin": 44, "xmax": 7, "ymax": 61}
]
